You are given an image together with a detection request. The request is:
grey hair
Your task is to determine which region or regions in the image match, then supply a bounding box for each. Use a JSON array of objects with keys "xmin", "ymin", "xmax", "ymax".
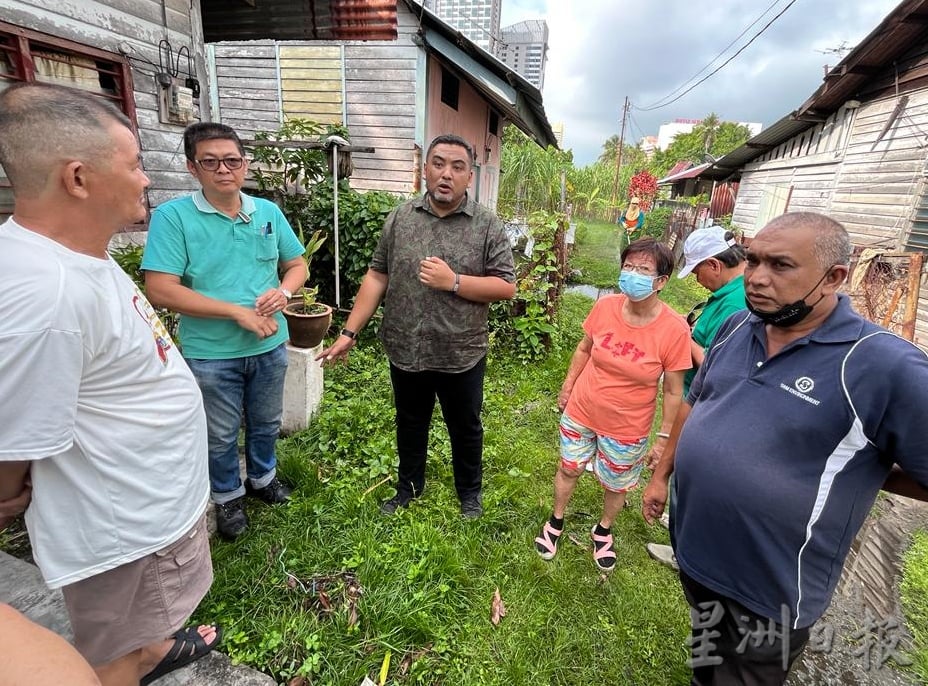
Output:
[
  {"xmin": 0, "ymin": 83, "xmax": 130, "ymax": 196},
  {"xmin": 763, "ymin": 212, "xmax": 851, "ymax": 268}
]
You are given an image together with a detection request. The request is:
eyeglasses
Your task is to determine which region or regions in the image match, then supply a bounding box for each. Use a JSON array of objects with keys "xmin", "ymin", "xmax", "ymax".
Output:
[
  {"xmin": 622, "ymin": 263, "xmax": 658, "ymax": 276},
  {"xmin": 195, "ymin": 157, "xmax": 245, "ymax": 171},
  {"xmin": 686, "ymin": 301, "xmax": 707, "ymax": 327}
]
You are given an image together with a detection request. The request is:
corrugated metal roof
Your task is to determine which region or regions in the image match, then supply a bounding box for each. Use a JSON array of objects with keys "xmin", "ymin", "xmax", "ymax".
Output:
[
  {"xmin": 202, "ymin": 0, "xmax": 398, "ymax": 42},
  {"xmin": 700, "ymin": 0, "xmax": 928, "ymax": 181},
  {"xmin": 657, "ymin": 162, "xmax": 710, "ymax": 184}
]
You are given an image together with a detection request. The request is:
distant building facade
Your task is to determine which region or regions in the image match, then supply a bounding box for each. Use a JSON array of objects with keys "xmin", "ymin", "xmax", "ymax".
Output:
[
  {"xmin": 422, "ymin": 0, "xmax": 502, "ymax": 52},
  {"xmin": 656, "ymin": 118, "xmax": 763, "ymax": 150},
  {"xmin": 550, "ymin": 121, "xmax": 564, "ymax": 147},
  {"xmin": 639, "ymin": 135, "xmax": 658, "ymax": 158},
  {"xmin": 497, "ymin": 19, "xmax": 548, "ymax": 90}
]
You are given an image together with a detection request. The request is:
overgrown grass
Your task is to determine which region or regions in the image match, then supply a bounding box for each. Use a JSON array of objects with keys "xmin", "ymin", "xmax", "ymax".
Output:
[
  {"xmin": 192, "ymin": 225, "xmax": 709, "ymax": 684},
  {"xmin": 568, "ymin": 221, "xmax": 623, "ymax": 288},
  {"xmin": 901, "ymin": 530, "xmax": 928, "ymax": 681}
]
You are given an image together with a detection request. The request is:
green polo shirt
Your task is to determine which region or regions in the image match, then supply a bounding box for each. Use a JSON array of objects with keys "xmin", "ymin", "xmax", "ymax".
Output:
[
  {"xmin": 683, "ymin": 274, "xmax": 746, "ymax": 395},
  {"xmin": 142, "ymin": 191, "xmax": 305, "ymax": 359}
]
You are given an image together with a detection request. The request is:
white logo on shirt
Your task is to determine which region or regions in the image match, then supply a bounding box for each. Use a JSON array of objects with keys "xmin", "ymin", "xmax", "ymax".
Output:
[
  {"xmin": 795, "ymin": 377, "xmax": 814, "ymax": 394},
  {"xmin": 779, "ymin": 376, "xmax": 820, "ymax": 406}
]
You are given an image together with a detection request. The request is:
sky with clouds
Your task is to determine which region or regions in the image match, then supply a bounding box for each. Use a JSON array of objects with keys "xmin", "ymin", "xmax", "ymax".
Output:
[{"xmin": 500, "ymin": 0, "xmax": 902, "ymax": 166}]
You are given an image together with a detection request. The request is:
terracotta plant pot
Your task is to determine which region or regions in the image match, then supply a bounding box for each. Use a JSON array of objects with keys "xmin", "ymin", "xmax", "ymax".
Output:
[{"xmin": 282, "ymin": 302, "xmax": 333, "ymax": 348}]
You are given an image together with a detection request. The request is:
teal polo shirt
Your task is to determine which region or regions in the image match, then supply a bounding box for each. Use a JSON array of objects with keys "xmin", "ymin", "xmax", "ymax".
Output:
[
  {"xmin": 142, "ymin": 191, "xmax": 305, "ymax": 359},
  {"xmin": 683, "ymin": 274, "xmax": 746, "ymax": 395}
]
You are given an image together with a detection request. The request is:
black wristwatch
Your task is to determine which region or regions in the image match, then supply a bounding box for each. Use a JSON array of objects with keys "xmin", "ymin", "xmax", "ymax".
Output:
[{"xmin": 340, "ymin": 328, "xmax": 358, "ymax": 340}]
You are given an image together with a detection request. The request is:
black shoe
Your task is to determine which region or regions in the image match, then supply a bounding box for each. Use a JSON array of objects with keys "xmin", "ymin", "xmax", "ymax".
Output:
[
  {"xmin": 215, "ymin": 498, "xmax": 248, "ymax": 539},
  {"xmin": 246, "ymin": 477, "xmax": 292, "ymax": 504},
  {"xmin": 460, "ymin": 492, "xmax": 483, "ymax": 519},
  {"xmin": 380, "ymin": 492, "xmax": 415, "ymax": 515}
]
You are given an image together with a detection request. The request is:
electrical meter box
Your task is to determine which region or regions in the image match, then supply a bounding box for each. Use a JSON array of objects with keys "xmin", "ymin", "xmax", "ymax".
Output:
[{"xmin": 157, "ymin": 75, "xmax": 194, "ymax": 125}]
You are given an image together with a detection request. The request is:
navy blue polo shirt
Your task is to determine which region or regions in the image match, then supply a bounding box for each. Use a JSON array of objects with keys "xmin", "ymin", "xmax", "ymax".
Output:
[{"xmin": 674, "ymin": 294, "xmax": 928, "ymax": 628}]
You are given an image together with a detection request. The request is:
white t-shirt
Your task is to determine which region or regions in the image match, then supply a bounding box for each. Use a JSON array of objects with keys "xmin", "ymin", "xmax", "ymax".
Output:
[{"xmin": 0, "ymin": 219, "xmax": 209, "ymax": 588}]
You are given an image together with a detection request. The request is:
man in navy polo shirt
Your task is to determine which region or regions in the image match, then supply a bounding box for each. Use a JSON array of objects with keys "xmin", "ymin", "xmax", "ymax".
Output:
[{"xmin": 643, "ymin": 211, "xmax": 928, "ymax": 685}]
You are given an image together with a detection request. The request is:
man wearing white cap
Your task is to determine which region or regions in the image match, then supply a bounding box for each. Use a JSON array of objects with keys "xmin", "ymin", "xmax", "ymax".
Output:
[{"xmin": 646, "ymin": 225, "xmax": 746, "ymax": 571}]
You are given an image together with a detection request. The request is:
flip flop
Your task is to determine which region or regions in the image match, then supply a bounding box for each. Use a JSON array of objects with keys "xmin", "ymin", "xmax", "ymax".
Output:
[{"xmin": 140, "ymin": 624, "xmax": 223, "ymax": 686}]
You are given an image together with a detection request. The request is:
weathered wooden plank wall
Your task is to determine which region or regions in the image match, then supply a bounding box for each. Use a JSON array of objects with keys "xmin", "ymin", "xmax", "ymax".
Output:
[
  {"xmin": 209, "ymin": 6, "xmax": 419, "ymax": 195},
  {"xmin": 3, "ymin": 0, "xmax": 207, "ymax": 209}
]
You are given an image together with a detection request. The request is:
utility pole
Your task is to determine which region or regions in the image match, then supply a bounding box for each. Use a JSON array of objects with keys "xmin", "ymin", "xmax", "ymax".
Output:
[{"xmin": 611, "ymin": 96, "xmax": 630, "ymax": 214}]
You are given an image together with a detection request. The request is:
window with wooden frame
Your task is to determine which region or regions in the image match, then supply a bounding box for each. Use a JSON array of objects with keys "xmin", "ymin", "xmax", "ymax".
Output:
[{"xmin": 0, "ymin": 21, "xmax": 136, "ymax": 220}]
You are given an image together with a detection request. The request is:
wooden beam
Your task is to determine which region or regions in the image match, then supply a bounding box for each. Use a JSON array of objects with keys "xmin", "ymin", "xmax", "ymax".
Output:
[{"xmin": 241, "ymin": 139, "xmax": 375, "ymax": 153}]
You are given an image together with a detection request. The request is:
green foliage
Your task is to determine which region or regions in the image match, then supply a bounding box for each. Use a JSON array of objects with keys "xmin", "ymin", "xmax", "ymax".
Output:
[
  {"xmin": 302, "ymin": 180, "xmax": 402, "ymax": 304},
  {"xmin": 490, "ymin": 210, "xmax": 564, "ymax": 362},
  {"xmin": 109, "ymin": 242, "xmax": 178, "ymax": 337},
  {"xmin": 498, "ymin": 126, "xmax": 573, "ymax": 217},
  {"xmin": 902, "ymin": 530, "xmax": 928, "ymax": 680},
  {"xmin": 651, "ymin": 115, "xmax": 752, "ymax": 178},
  {"xmin": 247, "ymin": 118, "xmax": 402, "ymax": 304},
  {"xmin": 643, "ymin": 206, "xmax": 674, "ymax": 240}
]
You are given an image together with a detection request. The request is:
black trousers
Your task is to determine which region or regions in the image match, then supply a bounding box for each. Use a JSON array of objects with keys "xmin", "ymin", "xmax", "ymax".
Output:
[
  {"xmin": 680, "ymin": 570, "xmax": 810, "ymax": 686},
  {"xmin": 389, "ymin": 356, "xmax": 486, "ymax": 500}
]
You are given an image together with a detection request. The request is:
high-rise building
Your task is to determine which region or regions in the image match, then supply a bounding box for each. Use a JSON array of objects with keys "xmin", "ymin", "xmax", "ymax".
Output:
[
  {"xmin": 422, "ymin": 0, "xmax": 502, "ymax": 53},
  {"xmin": 497, "ymin": 19, "xmax": 548, "ymax": 90}
]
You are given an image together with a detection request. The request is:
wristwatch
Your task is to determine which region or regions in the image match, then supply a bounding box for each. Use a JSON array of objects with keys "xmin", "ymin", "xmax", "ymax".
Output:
[
  {"xmin": 279, "ymin": 287, "xmax": 292, "ymax": 299},
  {"xmin": 340, "ymin": 328, "xmax": 358, "ymax": 340},
  {"xmin": 451, "ymin": 273, "xmax": 461, "ymax": 294}
]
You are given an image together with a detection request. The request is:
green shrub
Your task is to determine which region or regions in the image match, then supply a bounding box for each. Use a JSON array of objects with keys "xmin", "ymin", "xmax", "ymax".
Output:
[
  {"xmin": 303, "ymin": 180, "xmax": 402, "ymax": 305},
  {"xmin": 643, "ymin": 206, "xmax": 673, "ymax": 240}
]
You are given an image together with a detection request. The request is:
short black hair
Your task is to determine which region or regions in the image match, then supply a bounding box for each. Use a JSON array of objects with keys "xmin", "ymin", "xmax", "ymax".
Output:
[
  {"xmin": 426, "ymin": 134, "xmax": 475, "ymax": 167},
  {"xmin": 714, "ymin": 231, "xmax": 747, "ymax": 267},
  {"xmin": 622, "ymin": 237, "xmax": 675, "ymax": 278},
  {"xmin": 183, "ymin": 122, "xmax": 244, "ymax": 161}
]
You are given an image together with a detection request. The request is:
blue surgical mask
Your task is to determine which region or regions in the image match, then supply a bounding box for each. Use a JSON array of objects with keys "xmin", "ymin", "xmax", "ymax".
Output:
[{"xmin": 619, "ymin": 271, "xmax": 656, "ymax": 301}]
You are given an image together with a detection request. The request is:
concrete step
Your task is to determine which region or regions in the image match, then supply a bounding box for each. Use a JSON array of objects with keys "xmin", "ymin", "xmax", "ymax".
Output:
[{"xmin": 0, "ymin": 551, "xmax": 275, "ymax": 686}]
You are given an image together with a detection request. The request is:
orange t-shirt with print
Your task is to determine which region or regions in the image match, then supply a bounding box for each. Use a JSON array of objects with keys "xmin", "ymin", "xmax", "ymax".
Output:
[{"xmin": 565, "ymin": 294, "xmax": 691, "ymax": 442}]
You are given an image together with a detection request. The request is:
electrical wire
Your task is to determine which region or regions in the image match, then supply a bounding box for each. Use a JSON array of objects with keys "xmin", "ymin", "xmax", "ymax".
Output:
[
  {"xmin": 635, "ymin": 0, "xmax": 798, "ymax": 112},
  {"xmin": 640, "ymin": 0, "xmax": 784, "ymax": 110}
]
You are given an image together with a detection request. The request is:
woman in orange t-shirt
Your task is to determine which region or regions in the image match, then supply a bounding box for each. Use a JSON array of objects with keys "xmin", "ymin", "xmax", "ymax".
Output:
[{"xmin": 534, "ymin": 238, "xmax": 691, "ymax": 571}]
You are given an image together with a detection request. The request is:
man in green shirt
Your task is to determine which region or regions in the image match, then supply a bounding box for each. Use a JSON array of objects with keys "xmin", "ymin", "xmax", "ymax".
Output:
[{"xmin": 647, "ymin": 224, "xmax": 746, "ymax": 568}]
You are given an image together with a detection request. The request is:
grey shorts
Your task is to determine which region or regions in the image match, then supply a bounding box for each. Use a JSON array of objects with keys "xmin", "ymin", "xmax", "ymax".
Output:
[{"xmin": 61, "ymin": 513, "xmax": 213, "ymax": 666}]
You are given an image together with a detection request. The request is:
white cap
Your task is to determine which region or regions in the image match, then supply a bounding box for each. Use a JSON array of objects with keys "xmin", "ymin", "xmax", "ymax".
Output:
[{"xmin": 677, "ymin": 225, "xmax": 737, "ymax": 278}]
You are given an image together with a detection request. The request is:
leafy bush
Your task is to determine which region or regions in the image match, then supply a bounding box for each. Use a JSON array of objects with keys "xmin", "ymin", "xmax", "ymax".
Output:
[
  {"xmin": 491, "ymin": 210, "xmax": 565, "ymax": 362},
  {"xmin": 302, "ymin": 180, "xmax": 402, "ymax": 305},
  {"xmin": 247, "ymin": 118, "xmax": 402, "ymax": 304},
  {"xmin": 642, "ymin": 206, "xmax": 673, "ymax": 240}
]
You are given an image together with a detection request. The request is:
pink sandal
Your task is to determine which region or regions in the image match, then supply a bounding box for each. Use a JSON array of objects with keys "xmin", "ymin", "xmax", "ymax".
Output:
[
  {"xmin": 534, "ymin": 520, "xmax": 562, "ymax": 560},
  {"xmin": 591, "ymin": 526, "xmax": 617, "ymax": 571}
]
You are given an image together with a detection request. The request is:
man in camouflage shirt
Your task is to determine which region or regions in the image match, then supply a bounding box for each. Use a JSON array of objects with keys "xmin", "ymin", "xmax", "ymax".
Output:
[{"xmin": 319, "ymin": 134, "xmax": 515, "ymax": 518}]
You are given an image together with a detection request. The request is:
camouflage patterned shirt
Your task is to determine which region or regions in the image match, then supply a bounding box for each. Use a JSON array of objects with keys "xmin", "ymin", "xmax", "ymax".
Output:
[{"xmin": 370, "ymin": 194, "xmax": 515, "ymax": 372}]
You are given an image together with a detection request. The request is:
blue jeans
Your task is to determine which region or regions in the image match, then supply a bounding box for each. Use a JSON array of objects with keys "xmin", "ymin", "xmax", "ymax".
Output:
[{"xmin": 186, "ymin": 344, "xmax": 288, "ymax": 503}]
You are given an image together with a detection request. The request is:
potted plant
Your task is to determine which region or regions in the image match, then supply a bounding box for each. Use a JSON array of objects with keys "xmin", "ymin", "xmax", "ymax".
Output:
[
  {"xmin": 283, "ymin": 285, "xmax": 332, "ymax": 348},
  {"xmin": 282, "ymin": 228, "xmax": 332, "ymax": 348}
]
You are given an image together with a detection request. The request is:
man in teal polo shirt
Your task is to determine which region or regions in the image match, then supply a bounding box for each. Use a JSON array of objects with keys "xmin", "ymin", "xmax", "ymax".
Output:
[
  {"xmin": 142, "ymin": 123, "xmax": 308, "ymax": 539},
  {"xmin": 646, "ymin": 224, "xmax": 746, "ymax": 568}
]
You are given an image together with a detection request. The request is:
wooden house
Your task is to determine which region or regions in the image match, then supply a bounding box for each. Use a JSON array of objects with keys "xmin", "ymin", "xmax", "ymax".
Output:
[
  {"xmin": 0, "ymin": 0, "xmax": 214, "ymax": 220},
  {"xmin": 204, "ymin": 0, "xmax": 557, "ymax": 209},
  {"xmin": 702, "ymin": 0, "xmax": 928, "ymax": 347}
]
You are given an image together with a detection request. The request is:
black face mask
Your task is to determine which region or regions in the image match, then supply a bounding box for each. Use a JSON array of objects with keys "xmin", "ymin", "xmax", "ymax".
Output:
[{"xmin": 746, "ymin": 270, "xmax": 831, "ymax": 328}]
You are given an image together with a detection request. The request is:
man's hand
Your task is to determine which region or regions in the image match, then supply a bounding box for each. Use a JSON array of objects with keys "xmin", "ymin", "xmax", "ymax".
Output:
[
  {"xmin": 233, "ymin": 307, "xmax": 278, "ymax": 338},
  {"xmin": 0, "ymin": 480, "xmax": 31, "ymax": 531},
  {"xmin": 316, "ymin": 335, "xmax": 356, "ymax": 365},
  {"xmin": 255, "ymin": 288, "xmax": 289, "ymax": 318},
  {"xmin": 641, "ymin": 478, "xmax": 668, "ymax": 525},
  {"xmin": 419, "ymin": 256, "xmax": 455, "ymax": 291}
]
